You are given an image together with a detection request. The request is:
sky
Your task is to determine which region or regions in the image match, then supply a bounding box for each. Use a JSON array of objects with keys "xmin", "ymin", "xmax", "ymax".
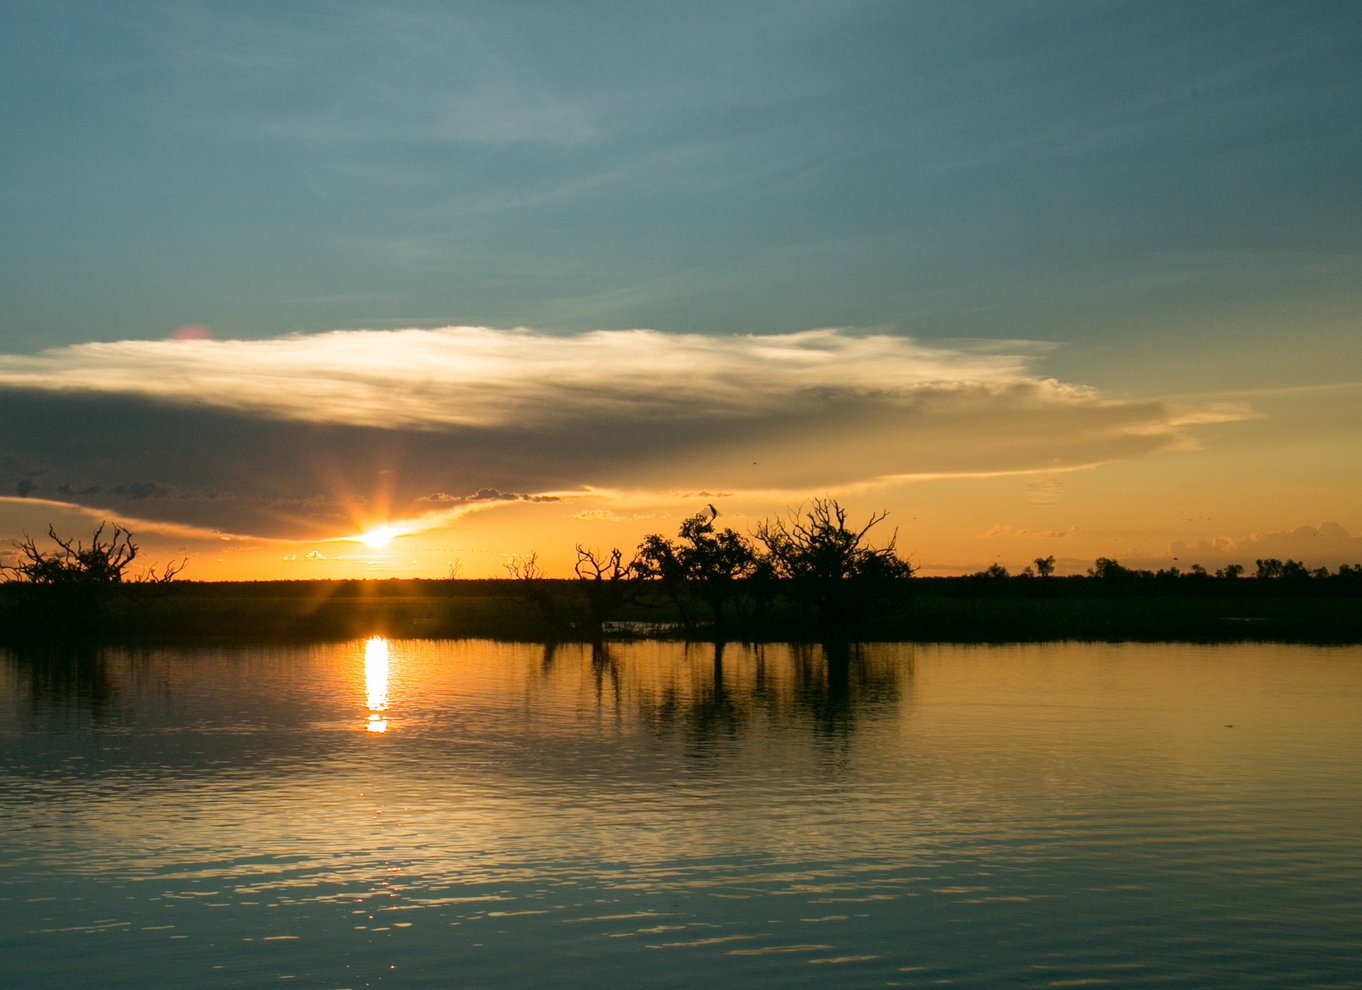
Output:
[{"xmin": 2, "ymin": 0, "xmax": 1361, "ymax": 579}]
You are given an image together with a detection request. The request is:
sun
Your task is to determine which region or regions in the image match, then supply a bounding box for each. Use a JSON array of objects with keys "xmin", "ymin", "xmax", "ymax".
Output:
[{"xmin": 359, "ymin": 525, "xmax": 397, "ymax": 548}]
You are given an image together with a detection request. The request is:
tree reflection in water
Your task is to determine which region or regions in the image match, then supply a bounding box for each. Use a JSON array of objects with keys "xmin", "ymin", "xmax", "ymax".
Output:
[
  {"xmin": 637, "ymin": 640, "xmax": 910, "ymax": 764},
  {"xmin": 677, "ymin": 641, "xmax": 747, "ymax": 759},
  {"xmin": 3, "ymin": 644, "xmax": 119, "ymax": 723},
  {"xmin": 589, "ymin": 639, "xmax": 622, "ymax": 713}
]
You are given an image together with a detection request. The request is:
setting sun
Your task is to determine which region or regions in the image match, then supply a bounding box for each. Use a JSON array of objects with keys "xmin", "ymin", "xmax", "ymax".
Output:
[{"xmin": 360, "ymin": 525, "xmax": 397, "ymax": 548}]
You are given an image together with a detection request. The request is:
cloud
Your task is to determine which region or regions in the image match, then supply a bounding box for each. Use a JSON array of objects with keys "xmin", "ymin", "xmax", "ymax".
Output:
[
  {"xmin": 0, "ymin": 495, "xmax": 258, "ymax": 545},
  {"xmin": 0, "ymin": 326, "xmax": 1244, "ymax": 540},
  {"xmin": 420, "ymin": 487, "xmax": 561, "ymax": 505},
  {"xmin": 0, "ymin": 326, "xmax": 1036, "ymax": 429},
  {"xmin": 1025, "ymin": 476, "xmax": 1064, "ymax": 507},
  {"xmin": 573, "ymin": 509, "xmax": 624, "ymax": 523},
  {"xmin": 110, "ymin": 481, "xmax": 173, "ymax": 500},
  {"xmin": 980, "ymin": 524, "xmax": 1080, "ymax": 540},
  {"xmin": 1170, "ymin": 523, "xmax": 1362, "ymax": 569}
]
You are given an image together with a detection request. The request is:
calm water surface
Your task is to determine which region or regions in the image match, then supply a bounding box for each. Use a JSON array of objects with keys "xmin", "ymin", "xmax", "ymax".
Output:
[{"xmin": 2, "ymin": 640, "xmax": 1360, "ymax": 987}]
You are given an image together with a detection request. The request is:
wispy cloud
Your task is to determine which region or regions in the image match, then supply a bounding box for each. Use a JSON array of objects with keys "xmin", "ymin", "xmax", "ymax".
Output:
[
  {"xmin": 0, "ymin": 496, "xmax": 257, "ymax": 544},
  {"xmin": 980, "ymin": 524, "xmax": 1080, "ymax": 540},
  {"xmin": 419, "ymin": 487, "xmax": 561, "ymax": 505}
]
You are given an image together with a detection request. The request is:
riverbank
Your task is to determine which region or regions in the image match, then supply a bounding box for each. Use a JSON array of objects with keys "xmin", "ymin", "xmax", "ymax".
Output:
[{"xmin": 2, "ymin": 576, "xmax": 1360, "ymax": 645}]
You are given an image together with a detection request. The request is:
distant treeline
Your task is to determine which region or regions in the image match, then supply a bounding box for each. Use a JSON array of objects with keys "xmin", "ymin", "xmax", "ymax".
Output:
[
  {"xmin": 2, "ymin": 505, "xmax": 1360, "ymax": 646},
  {"xmin": 970, "ymin": 554, "xmax": 1362, "ymax": 583}
]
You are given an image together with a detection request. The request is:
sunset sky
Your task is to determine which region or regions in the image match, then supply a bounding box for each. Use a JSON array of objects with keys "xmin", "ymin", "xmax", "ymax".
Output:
[{"xmin": 2, "ymin": 0, "xmax": 1360, "ymax": 579}]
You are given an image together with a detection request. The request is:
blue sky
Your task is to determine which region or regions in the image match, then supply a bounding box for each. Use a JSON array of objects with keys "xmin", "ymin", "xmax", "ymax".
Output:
[
  {"xmin": 5, "ymin": 2, "xmax": 1358, "ymax": 368},
  {"xmin": 2, "ymin": 1, "xmax": 1361, "ymax": 576}
]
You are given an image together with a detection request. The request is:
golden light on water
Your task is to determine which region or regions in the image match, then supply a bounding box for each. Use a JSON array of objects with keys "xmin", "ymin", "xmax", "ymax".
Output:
[{"xmin": 364, "ymin": 636, "xmax": 390, "ymax": 733}]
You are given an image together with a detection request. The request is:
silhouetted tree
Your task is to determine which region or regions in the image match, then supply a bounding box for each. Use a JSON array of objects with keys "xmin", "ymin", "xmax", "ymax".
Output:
[
  {"xmin": 3, "ymin": 523, "xmax": 184, "ymax": 638},
  {"xmin": 634, "ymin": 506, "xmax": 758, "ymax": 631},
  {"xmin": 634, "ymin": 531, "xmax": 692, "ymax": 623},
  {"xmin": 1088, "ymin": 557, "xmax": 1128, "ymax": 580},
  {"xmin": 1215, "ymin": 563, "xmax": 1245, "ymax": 580},
  {"xmin": 504, "ymin": 552, "xmax": 562, "ymax": 632},
  {"xmin": 754, "ymin": 498, "xmax": 912, "ymax": 628},
  {"xmin": 1088, "ymin": 557, "xmax": 1154, "ymax": 581},
  {"xmin": 1255, "ymin": 558, "xmax": 1310, "ymax": 581},
  {"xmin": 1255, "ymin": 558, "xmax": 1283, "ymax": 580},
  {"xmin": 1333, "ymin": 563, "xmax": 1362, "ymax": 590},
  {"xmin": 1033, "ymin": 555, "xmax": 1056, "ymax": 578},
  {"xmin": 7, "ymin": 522, "xmax": 183, "ymax": 586},
  {"xmin": 574, "ymin": 545, "xmax": 638, "ymax": 636}
]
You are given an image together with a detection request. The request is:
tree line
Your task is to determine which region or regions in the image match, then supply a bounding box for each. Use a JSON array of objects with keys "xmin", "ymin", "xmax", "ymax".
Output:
[
  {"xmin": 510, "ymin": 497, "xmax": 912, "ymax": 637},
  {"xmin": 5, "ymin": 507, "xmax": 1360, "ymax": 643},
  {"xmin": 969, "ymin": 555, "xmax": 1362, "ymax": 583}
]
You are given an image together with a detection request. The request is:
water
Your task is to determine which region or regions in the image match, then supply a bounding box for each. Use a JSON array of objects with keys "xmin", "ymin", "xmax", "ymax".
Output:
[{"xmin": 2, "ymin": 640, "xmax": 1360, "ymax": 987}]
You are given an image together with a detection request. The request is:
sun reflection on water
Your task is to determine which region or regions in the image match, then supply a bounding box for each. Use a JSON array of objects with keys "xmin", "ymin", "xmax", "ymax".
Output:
[{"xmin": 364, "ymin": 636, "xmax": 390, "ymax": 733}]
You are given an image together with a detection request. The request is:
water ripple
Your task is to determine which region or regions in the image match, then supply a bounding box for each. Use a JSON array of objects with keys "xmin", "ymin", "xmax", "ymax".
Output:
[{"xmin": 3, "ymin": 640, "xmax": 1360, "ymax": 987}]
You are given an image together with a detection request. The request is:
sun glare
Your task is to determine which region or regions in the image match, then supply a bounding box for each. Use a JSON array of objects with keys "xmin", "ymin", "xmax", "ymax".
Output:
[{"xmin": 360, "ymin": 525, "xmax": 397, "ymax": 548}]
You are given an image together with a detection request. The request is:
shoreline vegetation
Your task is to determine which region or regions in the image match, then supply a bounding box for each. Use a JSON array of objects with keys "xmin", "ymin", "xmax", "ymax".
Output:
[
  {"xmin": 2, "ymin": 574, "xmax": 1360, "ymax": 647},
  {"xmin": 3, "ymin": 502, "xmax": 1360, "ymax": 646}
]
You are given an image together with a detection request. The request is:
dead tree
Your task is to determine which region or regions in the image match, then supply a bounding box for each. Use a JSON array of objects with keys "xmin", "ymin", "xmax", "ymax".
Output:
[
  {"xmin": 6, "ymin": 523, "xmax": 184, "ymax": 585},
  {"xmin": 504, "ymin": 551, "xmax": 563, "ymax": 631},
  {"xmin": 3, "ymin": 523, "xmax": 185, "ymax": 638},
  {"xmin": 574, "ymin": 545, "xmax": 637, "ymax": 637}
]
